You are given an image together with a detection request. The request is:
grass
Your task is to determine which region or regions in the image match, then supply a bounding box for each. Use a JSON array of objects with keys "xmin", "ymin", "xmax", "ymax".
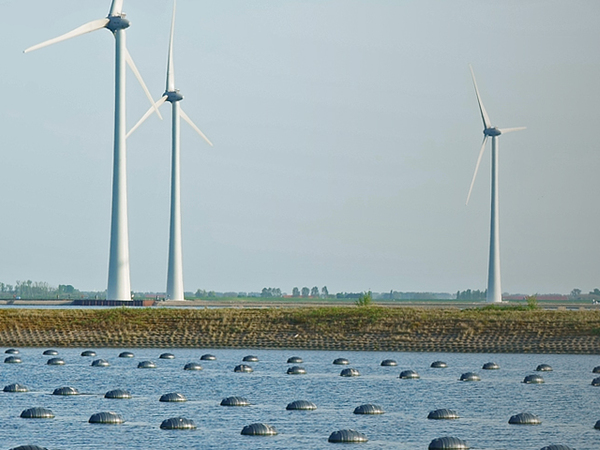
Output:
[{"xmin": 1, "ymin": 306, "xmax": 600, "ymax": 353}]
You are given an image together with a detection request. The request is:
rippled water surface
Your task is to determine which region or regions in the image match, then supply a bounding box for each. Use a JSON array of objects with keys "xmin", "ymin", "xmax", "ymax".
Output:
[{"xmin": 1, "ymin": 348, "xmax": 599, "ymax": 450}]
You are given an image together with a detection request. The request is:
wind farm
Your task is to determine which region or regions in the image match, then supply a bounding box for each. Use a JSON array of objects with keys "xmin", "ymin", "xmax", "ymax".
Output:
[{"xmin": 1, "ymin": 1, "xmax": 597, "ymax": 299}]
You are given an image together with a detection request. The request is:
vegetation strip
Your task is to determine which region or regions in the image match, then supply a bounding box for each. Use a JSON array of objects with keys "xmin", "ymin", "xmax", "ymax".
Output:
[{"xmin": 1, "ymin": 307, "xmax": 600, "ymax": 353}]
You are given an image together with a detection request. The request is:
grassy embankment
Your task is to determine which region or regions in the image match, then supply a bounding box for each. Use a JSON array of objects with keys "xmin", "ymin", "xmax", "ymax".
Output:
[{"xmin": 1, "ymin": 306, "xmax": 600, "ymax": 353}]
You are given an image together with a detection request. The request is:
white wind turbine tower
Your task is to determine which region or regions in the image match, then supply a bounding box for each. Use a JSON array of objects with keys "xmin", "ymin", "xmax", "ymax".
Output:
[
  {"xmin": 25, "ymin": 0, "xmax": 161, "ymax": 301},
  {"xmin": 128, "ymin": 0, "xmax": 213, "ymax": 301},
  {"xmin": 466, "ymin": 65, "xmax": 525, "ymax": 303}
]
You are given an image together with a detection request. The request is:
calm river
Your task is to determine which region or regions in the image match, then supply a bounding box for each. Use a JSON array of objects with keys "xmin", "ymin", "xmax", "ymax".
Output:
[{"xmin": 0, "ymin": 348, "xmax": 598, "ymax": 449}]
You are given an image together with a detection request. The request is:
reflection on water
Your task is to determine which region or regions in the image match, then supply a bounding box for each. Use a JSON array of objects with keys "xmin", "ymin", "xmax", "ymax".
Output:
[{"xmin": 0, "ymin": 348, "xmax": 599, "ymax": 450}]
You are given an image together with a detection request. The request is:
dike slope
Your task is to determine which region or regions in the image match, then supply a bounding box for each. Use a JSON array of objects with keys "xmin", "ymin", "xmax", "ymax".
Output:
[{"xmin": 1, "ymin": 307, "xmax": 600, "ymax": 353}]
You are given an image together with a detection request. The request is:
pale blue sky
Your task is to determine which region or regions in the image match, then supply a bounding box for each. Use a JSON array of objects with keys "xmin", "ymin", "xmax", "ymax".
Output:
[{"xmin": 0, "ymin": 0, "xmax": 598, "ymax": 294}]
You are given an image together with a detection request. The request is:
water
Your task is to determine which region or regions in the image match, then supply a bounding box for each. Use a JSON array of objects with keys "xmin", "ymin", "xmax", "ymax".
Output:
[{"xmin": 1, "ymin": 348, "xmax": 599, "ymax": 450}]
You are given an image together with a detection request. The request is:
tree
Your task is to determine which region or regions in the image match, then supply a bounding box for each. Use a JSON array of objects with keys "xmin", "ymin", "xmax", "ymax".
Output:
[
  {"xmin": 301, "ymin": 287, "xmax": 309, "ymax": 297},
  {"xmin": 261, "ymin": 288, "xmax": 272, "ymax": 297},
  {"xmin": 310, "ymin": 286, "xmax": 319, "ymax": 297},
  {"xmin": 292, "ymin": 287, "xmax": 300, "ymax": 297},
  {"xmin": 589, "ymin": 288, "xmax": 600, "ymax": 296},
  {"xmin": 570, "ymin": 288, "xmax": 582, "ymax": 299},
  {"xmin": 321, "ymin": 286, "xmax": 329, "ymax": 298}
]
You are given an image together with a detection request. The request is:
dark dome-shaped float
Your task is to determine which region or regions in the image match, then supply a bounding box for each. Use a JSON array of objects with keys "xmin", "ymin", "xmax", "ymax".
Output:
[
  {"xmin": 159, "ymin": 392, "xmax": 187, "ymax": 402},
  {"xmin": 381, "ymin": 359, "xmax": 397, "ymax": 366},
  {"xmin": 81, "ymin": 350, "xmax": 96, "ymax": 357},
  {"xmin": 241, "ymin": 423, "xmax": 278, "ymax": 436},
  {"xmin": 431, "ymin": 361, "xmax": 448, "ymax": 368},
  {"xmin": 183, "ymin": 362, "xmax": 203, "ymax": 371},
  {"xmin": 10, "ymin": 446, "xmax": 49, "ymax": 450},
  {"xmin": 333, "ymin": 357, "xmax": 350, "ymax": 365},
  {"xmin": 4, "ymin": 356, "xmax": 22, "ymax": 364},
  {"xmin": 399, "ymin": 369, "xmax": 420, "ymax": 379},
  {"xmin": 428, "ymin": 409, "xmax": 460, "ymax": 420},
  {"xmin": 118, "ymin": 351, "xmax": 134, "ymax": 358},
  {"xmin": 428, "ymin": 436, "xmax": 469, "ymax": 449},
  {"xmin": 89, "ymin": 411, "xmax": 124, "ymax": 424},
  {"xmin": 105, "ymin": 389, "xmax": 132, "ymax": 399},
  {"xmin": 160, "ymin": 417, "xmax": 196, "ymax": 430},
  {"xmin": 220, "ymin": 396, "xmax": 250, "ymax": 406},
  {"xmin": 523, "ymin": 374, "xmax": 544, "ymax": 384},
  {"xmin": 159, "ymin": 353, "xmax": 175, "ymax": 359},
  {"xmin": 328, "ymin": 429, "xmax": 368, "ymax": 443},
  {"xmin": 52, "ymin": 386, "xmax": 79, "ymax": 396},
  {"xmin": 539, "ymin": 446, "xmax": 575, "ymax": 450},
  {"xmin": 287, "ymin": 356, "xmax": 303, "ymax": 364},
  {"xmin": 536, "ymin": 364, "xmax": 552, "ymax": 372},
  {"xmin": 200, "ymin": 354, "xmax": 216, "ymax": 361},
  {"xmin": 46, "ymin": 358, "xmax": 65, "ymax": 366},
  {"xmin": 234, "ymin": 364, "xmax": 253, "ymax": 373},
  {"xmin": 242, "ymin": 355, "xmax": 258, "ymax": 362},
  {"xmin": 353, "ymin": 404, "xmax": 384, "ymax": 415},
  {"xmin": 91, "ymin": 359, "xmax": 110, "ymax": 367},
  {"xmin": 4, "ymin": 383, "xmax": 29, "ymax": 393},
  {"xmin": 340, "ymin": 368, "xmax": 360, "ymax": 377},
  {"xmin": 20, "ymin": 407, "xmax": 55, "ymax": 419},
  {"xmin": 482, "ymin": 362, "xmax": 500, "ymax": 370},
  {"xmin": 286, "ymin": 400, "xmax": 317, "ymax": 411},
  {"xmin": 509, "ymin": 412, "xmax": 541, "ymax": 425},
  {"xmin": 43, "ymin": 349, "xmax": 58, "ymax": 356},
  {"xmin": 287, "ymin": 366, "xmax": 307, "ymax": 375},
  {"xmin": 137, "ymin": 361, "xmax": 157, "ymax": 369},
  {"xmin": 459, "ymin": 372, "xmax": 480, "ymax": 382}
]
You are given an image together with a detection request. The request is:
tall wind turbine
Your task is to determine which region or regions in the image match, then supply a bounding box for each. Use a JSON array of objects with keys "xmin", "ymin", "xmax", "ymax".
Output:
[
  {"xmin": 25, "ymin": 0, "xmax": 161, "ymax": 301},
  {"xmin": 128, "ymin": 0, "xmax": 213, "ymax": 301},
  {"xmin": 466, "ymin": 65, "xmax": 525, "ymax": 303}
]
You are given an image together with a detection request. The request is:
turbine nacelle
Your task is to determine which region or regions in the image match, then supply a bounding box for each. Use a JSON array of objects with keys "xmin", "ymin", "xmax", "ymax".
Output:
[
  {"xmin": 484, "ymin": 127, "xmax": 501, "ymax": 137},
  {"xmin": 165, "ymin": 90, "xmax": 184, "ymax": 103},
  {"xmin": 106, "ymin": 15, "xmax": 130, "ymax": 32}
]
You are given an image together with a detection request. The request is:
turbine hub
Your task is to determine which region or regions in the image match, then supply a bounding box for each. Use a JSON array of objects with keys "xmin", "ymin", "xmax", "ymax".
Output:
[
  {"xmin": 484, "ymin": 127, "xmax": 501, "ymax": 137},
  {"xmin": 106, "ymin": 15, "xmax": 130, "ymax": 32},
  {"xmin": 165, "ymin": 90, "xmax": 184, "ymax": 103}
]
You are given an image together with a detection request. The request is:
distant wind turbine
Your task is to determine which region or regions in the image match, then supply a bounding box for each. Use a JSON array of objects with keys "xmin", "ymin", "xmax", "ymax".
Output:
[
  {"xmin": 466, "ymin": 65, "xmax": 525, "ymax": 303},
  {"xmin": 128, "ymin": 0, "xmax": 213, "ymax": 301},
  {"xmin": 25, "ymin": 0, "xmax": 161, "ymax": 301}
]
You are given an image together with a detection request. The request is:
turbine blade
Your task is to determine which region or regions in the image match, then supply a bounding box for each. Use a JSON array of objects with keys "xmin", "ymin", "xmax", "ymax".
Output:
[
  {"xmin": 109, "ymin": 0, "xmax": 125, "ymax": 16},
  {"xmin": 166, "ymin": 0, "xmax": 177, "ymax": 92},
  {"xmin": 126, "ymin": 96, "xmax": 168, "ymax": 139},
  {"xmin": 24, "ymin": 18, "xmax": 110, "ymax": 53},
  {"xmin": 466, "ymin": 136, "xmax": 488, "ymax": 205},
  {"xmin": 469, "ymin": 64, "xmax": 492, "ymax": 130},
  {"xmin": 125, "ymin": 49, "xmax": 163, "ymax": 120},
  {"xmin": 499, "ymin": 126, "xmax": 526, "ymax": 134},
  {"xmin": 180, "ymin": 108, "xmax": 213, "ymax": 147}
]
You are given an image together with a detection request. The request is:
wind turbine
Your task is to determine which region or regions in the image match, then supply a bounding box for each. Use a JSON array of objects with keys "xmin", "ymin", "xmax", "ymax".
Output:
[
  {"xmin": 466, "ymin": 65, "xmax": 525, "ymax": 303},
  {"xmin": 128, "ymin": 0, "xmax": 213, "ymax": 301},
  {"xmin": 25, "ymin": 0, "xmax": 161, "ymax": 301}
]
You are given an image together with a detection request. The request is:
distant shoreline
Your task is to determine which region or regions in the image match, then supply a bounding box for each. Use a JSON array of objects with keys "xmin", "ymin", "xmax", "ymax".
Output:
[{"xmin": 1, "ymin": 306, "xmax": 599, "ymax": 354}]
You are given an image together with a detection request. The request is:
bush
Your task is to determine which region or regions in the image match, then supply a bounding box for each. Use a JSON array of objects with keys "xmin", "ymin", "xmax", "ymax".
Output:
[
  {"xmin": 526, "ymin": 294, "xmax": 539, "ymax": 310},
  {"xmin": 356, "ymin": 291, "xmax": 373, "ymax": 307}
]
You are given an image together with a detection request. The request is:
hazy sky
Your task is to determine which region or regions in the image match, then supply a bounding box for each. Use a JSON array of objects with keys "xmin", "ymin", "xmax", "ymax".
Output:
[{"xmin": 0, "ymin": 0, "xmax": 598, "ymax": 295}]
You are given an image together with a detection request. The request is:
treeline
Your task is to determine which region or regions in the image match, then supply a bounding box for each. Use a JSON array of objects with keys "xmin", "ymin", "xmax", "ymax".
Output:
[
  {"xmin": 0, "ymin": 280, "xmax": 79, "ymax": 299},
  {"xmin": 456, "ymin": 289, "xmax": 487, "ymax": 300}
]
